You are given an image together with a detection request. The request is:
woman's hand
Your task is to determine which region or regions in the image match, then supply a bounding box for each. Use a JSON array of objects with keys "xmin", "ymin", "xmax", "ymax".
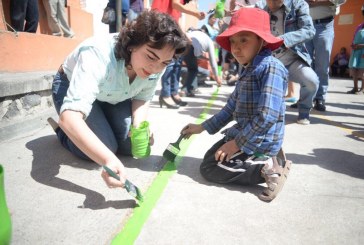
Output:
[
  {"xmin": 101, "ymin": 161, "xmax": 127, "ymax": 188},
  {"xmin": 181, "ymin": 124, "xmax": 204, "ymax": 139},
  {"xmin": 215, "ymin": 140, "xmax": 240, "ymax": 163}
]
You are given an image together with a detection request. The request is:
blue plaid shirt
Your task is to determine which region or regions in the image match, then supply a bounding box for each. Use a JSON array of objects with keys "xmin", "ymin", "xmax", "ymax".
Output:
[{"xmin": 202, "ymin": 49, "xmax": 288, "ymax": 156}]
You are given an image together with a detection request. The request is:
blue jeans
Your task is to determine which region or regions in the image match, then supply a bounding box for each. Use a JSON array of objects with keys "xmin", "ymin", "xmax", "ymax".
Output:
[
  {"xmin": 51, "ymin": 72, "xmax": 132, "ymax": 160},
  {"xmin": 287, "ymin": 59, "xmax": 319, "ymax": 115},
  {"xmin": 160, "ymin": 58, "xmax": 182, "ymax": 97},
  {"xmin": 305, "ymin": 20, "xmax": 335, "ymax": 101}
]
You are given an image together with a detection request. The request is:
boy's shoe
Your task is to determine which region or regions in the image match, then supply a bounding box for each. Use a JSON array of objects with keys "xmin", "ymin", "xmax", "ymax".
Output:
[
  {"xmin": 314, "ymin": 99, "xmax": 326, "ymax": 111},
  {"xmin": 259, "ymin": 157, "xmax": 291, "ymax": 202}
]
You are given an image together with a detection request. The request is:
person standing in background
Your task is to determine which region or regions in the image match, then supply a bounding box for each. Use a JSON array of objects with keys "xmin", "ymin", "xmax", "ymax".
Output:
[
  {"xmin": 252, "ymin": 0, "xmax": 319, "ymax": 125},
  {"xmin": 128, "ymin": 0, "xmax": 144, "ymax": 23},
  {"xmin": 152, "ymin": 0, "xmax": 205, "ymax": 109},
  {"xmin": 42, "ymin": 0, "xmax": 75, "ymax": 38},
  {"xmin": 201, "ymin": 14, "xmax": 220, "ymax": 41},
  {"xmin": 10, "ymin": 0, "xmax": 39, "ymax": 33},
  {"xmin": 107, "ymin": 0, "xmax": 130, "ymax": 33},
  {"xmin": 305, "ymin": 0, "xmax": 346, "ymax": 112},
  {"xmin": 347, "ymin": 5, "xmax": 364, "ymax": 95}
]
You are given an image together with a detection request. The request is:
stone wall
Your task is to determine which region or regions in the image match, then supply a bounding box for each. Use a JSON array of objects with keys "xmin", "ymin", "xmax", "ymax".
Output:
[{"xmin": 0, "ymin": 72, "xmax": 57, "ymax": 142}]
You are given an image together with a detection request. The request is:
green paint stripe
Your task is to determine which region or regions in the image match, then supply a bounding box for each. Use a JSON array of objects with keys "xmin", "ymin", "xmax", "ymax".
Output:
[{"xmin": 112, "ymin": 88, "xmax": 220, "ymax": 244}]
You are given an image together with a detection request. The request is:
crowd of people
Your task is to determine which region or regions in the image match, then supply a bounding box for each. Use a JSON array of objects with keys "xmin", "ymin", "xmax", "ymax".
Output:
[{"xmin": 43, "ymin": 0, "xmax": 362, "ymax": 202}]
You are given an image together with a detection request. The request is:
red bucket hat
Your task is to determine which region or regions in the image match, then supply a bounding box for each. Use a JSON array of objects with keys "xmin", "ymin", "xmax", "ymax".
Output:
[{"xmin": 216, "ymin": 8, "xmax": 283, "ymax": 52}]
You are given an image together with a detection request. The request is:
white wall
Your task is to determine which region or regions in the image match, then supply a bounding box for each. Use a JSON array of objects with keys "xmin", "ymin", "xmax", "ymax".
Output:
[{"xmin": 84, "ymin": 0, "xmax": 109, "ymax": 36}]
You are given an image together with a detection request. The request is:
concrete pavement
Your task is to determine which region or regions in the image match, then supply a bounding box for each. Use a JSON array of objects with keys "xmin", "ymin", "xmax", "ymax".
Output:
[{"xmin": 1, "ymin": 77, "xmax": 364, "ymax": 244}]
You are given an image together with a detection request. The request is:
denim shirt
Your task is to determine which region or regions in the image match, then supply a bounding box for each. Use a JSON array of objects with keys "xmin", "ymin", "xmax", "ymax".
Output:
[
  {"xmin": 202, "ymin": 49, "xmax": 288, "ymax": 156},
  {"xmin": 256, "ymin": 0, "xmax": 315, "ymax": 66}
]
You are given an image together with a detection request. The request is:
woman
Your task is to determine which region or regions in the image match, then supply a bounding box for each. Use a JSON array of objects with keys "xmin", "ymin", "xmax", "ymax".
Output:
[
  {"xmin": 347, "ymin": 9, "xmax": 364, "ymax": 95},
  {"xmin": 48, "ymin": 10, "xmax": 187, "ymax": 188}
]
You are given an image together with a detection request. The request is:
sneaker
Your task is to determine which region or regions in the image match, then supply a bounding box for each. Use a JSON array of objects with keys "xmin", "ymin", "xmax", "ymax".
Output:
[
  {"xmin": 297, "ymin": 118, "xmax": 310, "ymax": 125},
  {"xmin": 314, "ymin": 99, "xmax": 326, "ymax": 111},
  {"xmin": 355, "ymin": 89, "xmax": 363, "ymax": 95},
  {"xmin": 297, "ymin": 112, "xmax": 310, "ymax": 125}
]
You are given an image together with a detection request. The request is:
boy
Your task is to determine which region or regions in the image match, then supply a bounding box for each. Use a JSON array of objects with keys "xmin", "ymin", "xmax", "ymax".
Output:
[{"xmin": 181, "ymin": 8, "xmax": 291, "ymax": 202}]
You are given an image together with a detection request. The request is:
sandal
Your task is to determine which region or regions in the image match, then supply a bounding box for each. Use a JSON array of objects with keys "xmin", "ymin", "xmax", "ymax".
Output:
[{"xmin": 259, "ymin": 157, "xmax": 291, "ymax": 202}]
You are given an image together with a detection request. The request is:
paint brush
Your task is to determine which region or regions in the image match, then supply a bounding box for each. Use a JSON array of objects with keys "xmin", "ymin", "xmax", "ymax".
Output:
[
  {"xmin": 102, "ymin": 165, "xmax": 144, "ymax": 202},
  {"xmin": 163, "ymin": 134, "xmax": 184, "ymax": 162}
]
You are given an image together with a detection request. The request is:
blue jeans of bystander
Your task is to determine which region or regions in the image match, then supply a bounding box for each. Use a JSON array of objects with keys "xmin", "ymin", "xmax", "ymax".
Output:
[
  {"xmin": 287, "ymin": 59, "xmax": 319, "ymax": 116},
  {"xmin": 160, "ymin": 58, "xmax": 182, "ymax": 97},
  {"xmin": 305, "ymin": 20, "xmax": 335, "ymax": 101}
]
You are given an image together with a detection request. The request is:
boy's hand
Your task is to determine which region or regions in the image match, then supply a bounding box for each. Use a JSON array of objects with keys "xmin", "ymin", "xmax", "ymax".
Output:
[
  {"xmin": 215, "ymin": 140, "xmax": 240, "ymax": 162},
  {"xmin": 181, "ymin": 124, "xmax": 204, "ymax": 139}
]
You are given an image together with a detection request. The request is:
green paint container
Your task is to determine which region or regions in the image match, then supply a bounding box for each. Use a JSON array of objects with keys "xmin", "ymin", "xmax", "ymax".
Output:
[
  {"xmin": 130, "ymin": 121, "xmax": 151, "ymax": 159},
  {"xmin": 0, "ymin": 165, "xmax": 12, "ymax": 245},
  {"xmin": 215, "ymin": 0, "xmax": 225, "ymax": 18}
]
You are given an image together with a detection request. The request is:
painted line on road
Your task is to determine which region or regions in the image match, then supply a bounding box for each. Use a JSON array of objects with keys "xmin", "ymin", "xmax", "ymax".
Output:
[
  {"xmin": 314, "ymin": 114, "xmax": 364, "ymax": 139},
  {"xmin": 112, "ymin": 88, "xmax": 220, "ymax": 244}
]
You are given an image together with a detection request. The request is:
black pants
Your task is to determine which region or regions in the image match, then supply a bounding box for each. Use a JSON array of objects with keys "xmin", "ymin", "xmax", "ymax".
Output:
[
  {"xmin": 200, "ymin": 138, "xmax": 267, "ymax": 185},
  {"xmin": 10, "ymin": 0, "xmax": 39, "ymax": 33},
  {"xmin": 182, "ymin": 45, "xmax": 199, "ymax": 93}
]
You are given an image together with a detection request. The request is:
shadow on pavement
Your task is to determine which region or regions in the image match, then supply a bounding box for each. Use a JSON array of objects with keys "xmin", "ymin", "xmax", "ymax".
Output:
[
  {"xmin": 287, "ymin": 148, "xmax": 364, "ymax": 180},
  {"xmin": 26, "ymin": 135, "xmax": 136, "ymax": 210},
  {"xmin": 176, "ymin": 156, "xmax": 265, "ymax": 200}
]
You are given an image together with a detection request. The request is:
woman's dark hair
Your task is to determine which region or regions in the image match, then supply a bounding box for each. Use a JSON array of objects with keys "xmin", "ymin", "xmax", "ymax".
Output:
[{"xmin": 114, "ymin": 10, "xmax": 188, "ymax": 65}]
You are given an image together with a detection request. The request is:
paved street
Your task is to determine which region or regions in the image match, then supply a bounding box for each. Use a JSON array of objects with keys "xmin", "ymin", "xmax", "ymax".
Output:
[{"xmin": 1, "ymin": 77, "xmax": 363, "ymax": 245}]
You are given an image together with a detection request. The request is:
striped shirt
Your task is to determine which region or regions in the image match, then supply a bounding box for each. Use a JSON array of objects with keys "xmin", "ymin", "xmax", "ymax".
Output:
[{"xmin": 202, "ymin": 49, "xmax": 288, "ymax": 156}]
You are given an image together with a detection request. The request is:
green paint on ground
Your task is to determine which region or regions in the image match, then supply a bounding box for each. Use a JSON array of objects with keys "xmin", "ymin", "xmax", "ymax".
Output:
[{"xmin": 112, "ymin": 88, "xmax": 220, "ymax": 244}]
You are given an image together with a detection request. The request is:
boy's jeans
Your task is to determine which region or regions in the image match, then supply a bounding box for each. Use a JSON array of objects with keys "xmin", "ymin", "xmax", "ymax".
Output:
[{"xmin": 51, "ymin": 71, "xmax": 132, "ymax": 160}]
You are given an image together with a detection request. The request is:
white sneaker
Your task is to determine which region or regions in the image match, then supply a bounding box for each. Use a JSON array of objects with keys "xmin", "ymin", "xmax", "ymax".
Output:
[{"xmin": 297, "ymin": 118, "xmax": 310, "ymax": 125}]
